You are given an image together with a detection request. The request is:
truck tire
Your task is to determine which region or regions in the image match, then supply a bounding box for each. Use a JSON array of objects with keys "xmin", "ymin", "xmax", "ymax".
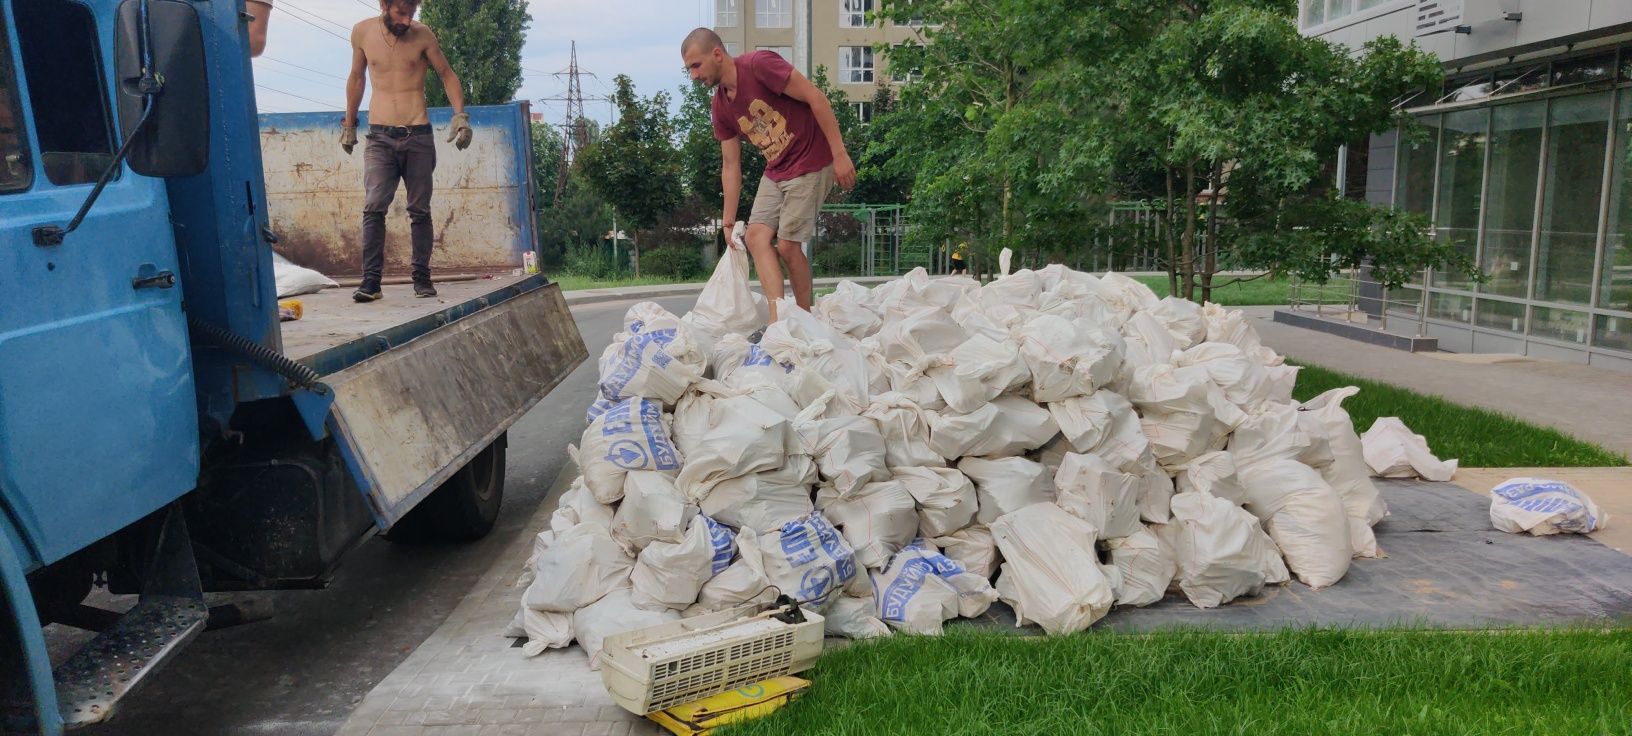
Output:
[{"xmin": 384, "ymin": 433, "xmax": 507, "ymax": 543}]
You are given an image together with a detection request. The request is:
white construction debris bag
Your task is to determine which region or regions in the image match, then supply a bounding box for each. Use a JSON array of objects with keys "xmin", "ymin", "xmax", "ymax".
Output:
[
  {"xmin": 1017, "ymin": 315, "xmax": 1123, "ymax": 402},
  {"xmin": 610, "ymin": 472, "xmax": 696, "ymax": 554},
  {"xmin": 271, "ymin": 251, "xmax": 339, "ymax": 298},
  {"xmin": 990, "ymin": 503, "xmax": 1116, "ymax": 635},
  {"xmin": 1490, "ymin": 478, "xmax": 1609, "ymax": 535},
  {"xmin": 893, "ymin": 466, "xmax": 977, "ymax": 538},
  {"xmin": 795, "ymin": 405, "xmax": 890, "ymax": 496},
  {"xmin": 759, "ymin": 512, "xmax": 864, "ymax": 611},
  {"xmin": 927, "ymin": 334, "xmax": 1031, "ymax": 413},
  {"xmin": 1100, "ymin": 272, "xmax": 1162, "ymax": 315},
  {"xmin": 1131, "ymin": 364, "xmax": 1245, "ymax": 468},
  {"xmin": 597, "ymin": 302, "xmax": 707, "ymax": 406},
  {"xmin": 685, "ymin": 244, "xmax": 764, "ymax": 339},
  {"xmin": 876, "ymin": 306, "xmax": 971, "ymax": 368},
  {"xmin": 1298, "ymin": 387, "xmax": 1388, "ymax": 557},
  {"xmin": 816, "ymin": 281, "xmax": 883, "ymax": 338},
  {"xmin": 1235, "ymin": 459, "xmax": 1352, "ymax": 589},
  {"xmin": 1174, "ymin": 451, "xmax": 1248, "ymax": 506},
  {"xmin": 1103, "ymin": 526, "xmax": 1177, "ymax": 607},
  {"xmin": 1150, "ymin": 296, "xmax": 1206, "ymax": 348},
  {"xmin": 690, "ymin": 527, "xmax": 778, "ymax": 615},
  {"xmin": 523, "ymin": 522, "xmax": 634, "ymax": 613},
  {"xmin": 674, "ymin": 388, "xmax": 799, "ymax": 502},
  {"xmin": 573, "ymin": 588, "xmax": 680, "ymax": 670},
  {"xmin": 698, "ymin": 454, "xmax": 816, "ymax": 532},
  {"xmin": 1229, "ymin": 402, "xmax": 1314, "ymax": 470},
  {"xmin": 825, "ymin": 593, "xmax": 890, "ymax": 639},
  {"xmin": 1201, "ymin": 302, "xmax": 1263, "ymax": 355},
  {"xmin": 862, "ymin": 393, "xmax": 945, "ymax": 469},
  {"xmin": 885, "ymin": 360, "xmax": 949, "ymax": 411},
  {"xmin": 708, "ymin": 335, "xmax": 791, "ymax": 390},
  {"xmin": 816, "ymin": 479, "xmax": 919, "ymax": 570},
  {"xmin": 950, "ymin": 291, "xmax": 1024, "ymax": 343},
  {"xmin": 576, "ymin": 397, "xmax": 682, "ymax": 504},
  {"xmin": 1047, "ymin": 391, "xmax": 1150, "ymax": 472},
  {"xmin": 933, "ymin": 525, "xmax": 1000, "ymax": 579},
  {"xmin": 1361, "ymin": 417, "xmax": 1459, "ymax": 482},
  {"xmin": 511, "ymin": 607, "xmax": 574, "ymax": 657},
  {"xmin": 630, "ymin": 515, "xmax": 726, "ymax": 612},
  {"xmin": 550, "ymin": 477, "xmax": 615, "ymax": 533},
  {"xmin": 1163, "ymin": 491, "xmax": 1289, "ymax": 609},
  {"xmin": 1176, "ymin": 342, "xmax": 1276, "ymax": 411},
  {"xmin": 1135, "ymin": 455, "xmax": 1177, "ymax": 524},
  {"xmin": 962, "ymin": 456, "xmax": 1055, "ymax": 525},
  {"xmin": 1053, "ymin": 452, "xmax": 1143, "ymax": 539},
  {"xmin": 1119, "ymin": 311, "xmax": 1179, "ymax": 378},
  {"xmin": 925, "ymin": 403, "xmax": 1001, "ymax": 460},
  {"xmin": 873, "ymin": 540, "xmax": 999, "ymax": 634}
]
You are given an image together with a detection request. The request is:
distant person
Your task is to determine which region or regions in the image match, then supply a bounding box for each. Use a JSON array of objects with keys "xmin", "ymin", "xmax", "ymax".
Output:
[
  {"xmin": 340, "ymin": 0, "xmax": 473, "ymax": 302},
  {"xmin": 680, "ymin": 27, "xmax": 855, "ymax": 327},
  {"xmin": 247, "ymin": 0, "xmax": 272, "ymax": 57},
  {"xmin": 950, "ymin": 242, "xmax": 968, "ymax": 275}
]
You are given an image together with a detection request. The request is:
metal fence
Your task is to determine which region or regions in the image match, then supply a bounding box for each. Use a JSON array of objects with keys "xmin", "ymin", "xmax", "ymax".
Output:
[{"xmin": 1288, "ymin": 266, "xmax": 1431, "ymax": 336}]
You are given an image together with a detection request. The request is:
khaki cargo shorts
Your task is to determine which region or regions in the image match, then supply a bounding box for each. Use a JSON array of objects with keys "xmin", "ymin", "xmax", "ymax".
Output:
[{"xmin": 747, "ymin": 164, "xmax": 834, "ymax": 245}]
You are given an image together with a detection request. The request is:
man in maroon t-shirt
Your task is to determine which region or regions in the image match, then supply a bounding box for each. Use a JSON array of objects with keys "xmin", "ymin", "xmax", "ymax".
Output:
[{"xmin": 681, "ymin": 28, "xmax": 855, "ymax": 325}]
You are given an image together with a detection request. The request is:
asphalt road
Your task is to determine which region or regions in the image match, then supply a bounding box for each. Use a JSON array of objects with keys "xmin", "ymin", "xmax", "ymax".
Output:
[{"xmin": 70, "ymin": 294, "xmax": 698, "ymax": 736}]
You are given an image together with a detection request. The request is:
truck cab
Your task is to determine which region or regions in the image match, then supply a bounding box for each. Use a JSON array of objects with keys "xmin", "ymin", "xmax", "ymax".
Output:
[{"xmin": 0, "ymin": 2, "xmax": 585, "ymax": 733}]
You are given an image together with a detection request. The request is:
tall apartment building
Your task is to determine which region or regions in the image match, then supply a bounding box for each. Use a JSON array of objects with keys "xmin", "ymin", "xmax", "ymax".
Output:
[
  {"xmin": 712, "ymin": 0, "xmax": 926, "ymax": 121},
  {"xmin": 1303, "ymin": 0, "xmax": 1632, "ymax": 370}
]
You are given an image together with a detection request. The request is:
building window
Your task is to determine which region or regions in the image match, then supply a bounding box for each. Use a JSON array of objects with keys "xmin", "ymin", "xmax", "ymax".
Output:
[
  {"xmin": 14, "ymin": 0, "xmax": 116, "ymax": 187},
  {"xmin": 889, "ymin": 44, "xmax": 922, "ymax": 83},
  {"xmin": 1536, "ymin": 92, "xmax": 1611, "ymax": 306},
  {"xmin": 1300, "ymin": 0, "xmax": 1325, "ymax": 28},
  {"xmin": 716, "ymin": 0, "xmax": 739, "ymax": 28},
  {"xmin": 1431, "ymin": 109, "xmax": 1486, "ymax": 290},
  {"xmin": 841, "ymin": 0, "xmax": 872, "ymax": 28},
  {"xmin": 724, "ymin": 42, "xmax": 741, "ymax": 56},
  {"xmin": 1602, "ymin": 89, "xmax": 1632, "ymax": 314},
  {"xmin": 839, "ymin": 46, "xmax": 874, "ymax": 84},
  {"xmin": 851, "ymin": 101, "xmax": 873, "ymax": 124},
  {"xmin": 1394, "ymin": 114, "xmax": 1439, "ymax": 215},
  {"xmin": 0, "ymin": 6, "xmax": 33, "ymax": 193},
  {"xmin": 756, "ymin": 0, "xmax": 791, "ymax": 28},
  {"xmin": 1479, "ymin": 101, "xmax": 1544, "ymax": 299},
  {"xmin": 757, "ymin": 46, "xmax": 793, "ymax": 63}
]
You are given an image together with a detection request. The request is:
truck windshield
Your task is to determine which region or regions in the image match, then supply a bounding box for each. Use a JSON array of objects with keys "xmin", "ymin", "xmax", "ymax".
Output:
[{"xmin": 0, "ymin": 6, "xmax": 31, "ymax": 193}]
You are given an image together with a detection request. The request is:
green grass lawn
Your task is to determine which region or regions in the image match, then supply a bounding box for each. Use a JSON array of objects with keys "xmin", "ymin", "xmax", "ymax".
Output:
[
  {"xmin": 1135, "ymin": 274, "xmax": 1291, "ymax": 306},
  {"xmin": 549, "ymin": 274, "xmax": 688, "ymax": 292},
  {"xmin": 1291, "ymin": 362, "xmax": 1627, "ymax": 468},
  {"xmin": 722, "ymin": 628, "xmax": 1632, "ymax": 736}
]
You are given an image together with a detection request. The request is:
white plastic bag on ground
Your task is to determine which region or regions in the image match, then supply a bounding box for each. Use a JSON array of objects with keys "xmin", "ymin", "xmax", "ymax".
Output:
[
  {"xmin": 1047, "ymin": 392, "xmax": 1149, "ymax": 472},
  {"xmin": 933, "ymin": 525, "xmax": 1000, "ymax": 579},
  {"xmin": 1235, "ymin": 459, "xmax": 1352, "ymax": 589},
  {"xmin": 862, "ymin": 393, "xmax": 945, "ymax": 469},
  {"xmin": 815, "ymin": 281, "xmax": 882, "ymax": 338},
  {"xmin": 576, "ymin": 397, "xmax": 682, "ymax": 504},
  {"xmin": 961, "ymin": 456, "xmax": 1054, "ymax": 525},
  {"xmin": 573, "ymin": 588, "xmax": 680, "ymax": 670},
  {"xmin": 893, "ymin": 466, "xmax": 977, "ymax": 538},
  {"xmin": 1298, "ymin": 387, "xmax": 1388, "ymax": 558},
  {"xmin": 1490, "ymin": 478, "xmax": 1609, "ymax": 535},
  {"xmin": 685, "ymin": 244, "xmax": 763, "ymax": 338},
  {"xmin": 1103, "ymin": 527, "xmax": 1177, "ymax": 607},
  {"xmin": 523, "ymin": 522, "xmax": 633, "ymax": 613},
  {"xmin": 698, "ymin": 454, "xmax": 816, "ymax": 532},
  {"xmin": 511, "ymin": 607, "xmax": 574, "ymax": 657},
  {"xmin": 816, "ymin": 479, "xmax": 919, "ymax": 570},
  {"xmin": 630, "ymin": 515, "xmax": 732, "ymax": 612},
  {"xmin": 990, "ymin": 503, "xmax": 1115, "ymax": 635},
  {"xmin": 825, "ymin": 593, "xmax": 890, "ymax": 639},
  {"xmin": 690, "ymin": 527, "xmax": 778, "ymax": 615},
  {"xmin": 1053, "ymin": 452, "xmax": 1143, "ymax": 539},
  {"xmin": 1174, "ymin": 451, "xmax": 1248, "ymax": 506},
  {"xmin": 1361, "ymin": 417, "xmax": 1458, "ymax": 482},
  {"xmin": 1163, "ymin": 491, "xmax": 1289, "ymax": 609},
  {"xmin": 610, "ymin": 472, "xmax": 696, "ymax": 554},
  {"xmin": 758, "ymin": 512, "xmax": 864, "ymax": 611},
  {"xmin": 873, "ymin": 540, "xmax": 998, "ymax": 633},
  {"xmin": 271, "ymin": 251, "xmax": 338, "ymax": 298},
  {"xmin": 597, "ymin": 302, "xmax": 707, "ymax": 405},
  {"xmin": 927, "ymin": 334, "xmax": 1031, "ymax": 413},
  {"xmin": 1017, "ymin": 315, "xmax": 1123, "ymax": 402}
]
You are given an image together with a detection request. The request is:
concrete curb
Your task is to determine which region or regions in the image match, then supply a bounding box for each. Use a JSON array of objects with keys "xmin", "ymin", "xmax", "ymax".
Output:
[{"xmin": 561, "ymin": 276, "xmax": 898, "ymax": 307}]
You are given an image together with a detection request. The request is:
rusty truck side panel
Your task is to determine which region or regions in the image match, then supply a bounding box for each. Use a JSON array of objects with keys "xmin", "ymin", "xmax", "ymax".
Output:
[{"xmin": 257, "ymin": 102, "xmax": 537, "ymax": 277}]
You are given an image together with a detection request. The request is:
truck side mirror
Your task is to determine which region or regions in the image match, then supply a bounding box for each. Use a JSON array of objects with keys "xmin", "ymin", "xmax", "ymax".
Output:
[{"xmin": 114, "ymin": 0, "xmax": 209, "ymax": 177}]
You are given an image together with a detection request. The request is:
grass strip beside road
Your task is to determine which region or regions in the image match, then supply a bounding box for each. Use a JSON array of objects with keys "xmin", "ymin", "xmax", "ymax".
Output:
[{"xmin": 722, "ymin": 628, "xmax": 1632, "ymax": 736}]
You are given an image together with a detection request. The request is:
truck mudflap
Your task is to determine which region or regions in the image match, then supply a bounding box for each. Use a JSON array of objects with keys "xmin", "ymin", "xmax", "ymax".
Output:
[{"xmin": 314, "ymin": 281, "xmax": 587, "ymax": 529}]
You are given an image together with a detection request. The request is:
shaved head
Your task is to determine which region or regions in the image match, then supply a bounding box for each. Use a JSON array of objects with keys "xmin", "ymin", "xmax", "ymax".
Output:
[{"xmin": 682, "ymin": 27, "xmax": 724, "ymax": 56}]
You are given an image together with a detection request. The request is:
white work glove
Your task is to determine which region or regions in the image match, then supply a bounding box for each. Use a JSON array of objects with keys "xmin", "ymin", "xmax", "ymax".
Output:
[{"xmin": 730, "ymin": 221, "xmax": 747, "ymax": 251}]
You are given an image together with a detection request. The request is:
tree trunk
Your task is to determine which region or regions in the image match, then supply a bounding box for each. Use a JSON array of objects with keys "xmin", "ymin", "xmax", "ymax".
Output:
[
  {"xmin": 1165, "ymin": 164, "xmax": 1178, "ymax": 296},
  {"xmin": 1181, "ymin": 162, "xmax": 1197, "ymax": 301},
  {"xmin": 1202, "ymin": 160, "xmax": 1223, "ymax": 303}
]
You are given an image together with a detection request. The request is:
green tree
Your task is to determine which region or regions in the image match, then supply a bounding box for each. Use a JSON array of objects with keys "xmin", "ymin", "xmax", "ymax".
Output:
[
  {"xmin": 578, "ymin": 75, "xmax": 683, "ymax": 276},
  {"xmin": 850, "ymin": 83, "xmax": 912, "ymax": 205},
  {"xmin": 530, "ymin": 120, "xmax": 563, "ymax": 206},
  {"xmin": 678, "ymin": 75, "xmax": 765, "ymax": 216},
  {"xmin": 420, "ymin": 0, "xmax": 530, "ymax": 106}
]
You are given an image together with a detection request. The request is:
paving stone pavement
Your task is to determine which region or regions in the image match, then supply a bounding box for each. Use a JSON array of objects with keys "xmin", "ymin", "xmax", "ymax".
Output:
[{"xmin": 333, "ymin": 461, "xmax": 664, "ymax": 736}]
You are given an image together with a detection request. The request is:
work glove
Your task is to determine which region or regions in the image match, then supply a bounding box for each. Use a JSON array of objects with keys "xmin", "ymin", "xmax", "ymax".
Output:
[
  {"xmin": 447, "ymin": 112, "xmax": 472, "ymax": 150},
  {"xmin": 340, "ymin": 125, "xmax": 357, "ymax": 155}
]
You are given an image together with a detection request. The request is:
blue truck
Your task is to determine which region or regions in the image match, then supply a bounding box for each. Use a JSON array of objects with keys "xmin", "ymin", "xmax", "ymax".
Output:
[{"xmin": 0, "ymin": 2, "xmax": 588, "ymax": 733}]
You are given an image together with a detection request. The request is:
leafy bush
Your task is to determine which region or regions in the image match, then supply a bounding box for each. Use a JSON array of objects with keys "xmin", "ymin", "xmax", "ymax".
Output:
[{"xmin": 639, "ymin": 246, "xmax": 706, "ymax": 280}]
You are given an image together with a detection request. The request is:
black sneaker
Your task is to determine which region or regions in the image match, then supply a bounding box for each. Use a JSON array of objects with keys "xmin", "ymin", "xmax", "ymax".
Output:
[
  {"xmin": 352, "ymin": 287, "xmax": 382, "ymax": 303},
  {"xmin": 414, "ymin": 283, "xmax": 437, "ymax": 298}
]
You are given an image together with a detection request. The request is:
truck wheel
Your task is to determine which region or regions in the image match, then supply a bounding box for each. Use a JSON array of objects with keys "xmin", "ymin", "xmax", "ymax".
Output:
[{"xmin": 384, "ymin": 433, "xmax": 507, "ymax": 543}]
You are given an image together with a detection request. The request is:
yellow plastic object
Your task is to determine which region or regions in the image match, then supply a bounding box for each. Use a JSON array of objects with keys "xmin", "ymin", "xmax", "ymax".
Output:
[
  {"xmin": 646, "ymin": 676, "xmax": 810, "ymax": 736},
  {"xmin": 278, "ymin": 299, "xmax": 303, "ymax": 322}
]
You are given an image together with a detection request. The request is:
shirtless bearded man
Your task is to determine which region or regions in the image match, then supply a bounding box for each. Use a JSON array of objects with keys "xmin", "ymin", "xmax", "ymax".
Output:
[{"xmin": 341, "ymin": 0, "xmax": 472, "ymax": 302}]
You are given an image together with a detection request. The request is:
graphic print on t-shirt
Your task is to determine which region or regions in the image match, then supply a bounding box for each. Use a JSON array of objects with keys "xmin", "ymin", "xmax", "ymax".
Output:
[{"xmin": 738, "ymin": 99, "xmax": 793, "ymax": 163}]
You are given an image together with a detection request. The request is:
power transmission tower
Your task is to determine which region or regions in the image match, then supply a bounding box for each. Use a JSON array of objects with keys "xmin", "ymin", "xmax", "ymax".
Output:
[{"xmin": 542, "ymin": 41, "xmax": 594, "ymax": 207}]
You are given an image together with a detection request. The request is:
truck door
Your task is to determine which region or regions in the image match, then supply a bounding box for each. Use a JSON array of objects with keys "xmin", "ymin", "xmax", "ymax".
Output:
[{"xmin": 0, "ymin": 0, "xmax": 199, "ymax": 568}]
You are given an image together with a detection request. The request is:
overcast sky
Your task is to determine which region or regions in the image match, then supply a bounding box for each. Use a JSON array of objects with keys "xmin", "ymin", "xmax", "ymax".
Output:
[{"xmin": 251, "ymin": 0, "xmax": 714, "ymax": 124}]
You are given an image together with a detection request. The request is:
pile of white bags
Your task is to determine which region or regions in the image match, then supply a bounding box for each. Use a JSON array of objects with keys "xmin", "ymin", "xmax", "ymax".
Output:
[{"xmin": 513, "ymin": 264, "xmax": 1395, "ymax": 655}]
